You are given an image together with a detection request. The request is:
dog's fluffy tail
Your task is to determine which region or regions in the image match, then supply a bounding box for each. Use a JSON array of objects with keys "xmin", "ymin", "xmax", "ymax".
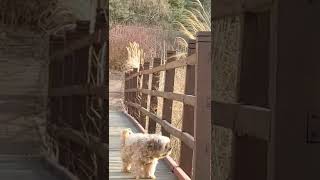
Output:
[{"xmin": 120, "ymin": 128, "xmax": 132, "ymax": 147}]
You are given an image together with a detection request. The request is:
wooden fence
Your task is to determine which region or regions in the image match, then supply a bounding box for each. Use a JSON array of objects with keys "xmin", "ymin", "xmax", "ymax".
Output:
[
  {"xmin": 124, "ymin": 32, "xmax": 211, "ymax": 180},
  {"xmin": 47, "ymin": 8, "xmax": 108, "ymax": 180}
]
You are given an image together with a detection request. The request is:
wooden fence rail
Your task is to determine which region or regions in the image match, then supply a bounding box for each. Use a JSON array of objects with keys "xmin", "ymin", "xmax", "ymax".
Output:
[{"xmin": 124, "ymin": 32, "xmax": 211, "ymax": 180}]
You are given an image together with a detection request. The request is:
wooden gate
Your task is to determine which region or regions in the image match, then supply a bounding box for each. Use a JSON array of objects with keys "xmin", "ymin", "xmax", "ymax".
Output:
[{"xmin": 47, "ymin": 8, "xmax": 108, "ymax": 180}]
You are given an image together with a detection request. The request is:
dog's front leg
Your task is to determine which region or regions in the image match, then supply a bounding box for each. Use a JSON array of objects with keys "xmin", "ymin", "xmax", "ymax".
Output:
[
  {"xmin": 132, "ymin": 161, "xmax": 145, "ymax": 179},
  {"xmin": 143, "ymin": 160, "xmax": 158, "ymax": 179},
  {"xmin": 122, "ymin": 160, "xmax": 131, "ymax": 173}
]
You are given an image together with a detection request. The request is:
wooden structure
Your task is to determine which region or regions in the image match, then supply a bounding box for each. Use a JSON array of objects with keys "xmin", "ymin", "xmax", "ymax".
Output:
[
  {"xmin": 212, "ymin": 0, "xmax": 320, "ymax": 180},
  {"xmin": 124, "ymin": 32, "xmax": 212, "ymax": 180}
]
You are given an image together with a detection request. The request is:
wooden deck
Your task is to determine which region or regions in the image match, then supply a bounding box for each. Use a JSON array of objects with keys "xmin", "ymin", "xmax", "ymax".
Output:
[
  {"xmin": 109, "ymin": 112, "xmax": 177, "ymax": 180},
  {"xmin": 0, "ymin": 155, "xmax": 62, "ymax": 180}
]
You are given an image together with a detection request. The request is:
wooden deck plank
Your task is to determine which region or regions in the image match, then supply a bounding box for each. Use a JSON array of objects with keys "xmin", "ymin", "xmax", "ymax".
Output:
[{"xmin": 109, "ymin": 112, "xmax": 177, "ymax": 180}]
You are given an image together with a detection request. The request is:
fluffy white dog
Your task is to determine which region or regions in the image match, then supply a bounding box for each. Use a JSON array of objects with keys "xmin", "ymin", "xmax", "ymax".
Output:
[{"xmin": 120, "ymin": 128, "xmax": 172, "ymax": 179}]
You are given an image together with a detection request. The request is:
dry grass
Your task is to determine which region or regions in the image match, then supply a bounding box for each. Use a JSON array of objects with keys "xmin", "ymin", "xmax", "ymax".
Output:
[
  {"xmin": 109, "ymin": 25, "xmax": 181, "ymax": 71},
  {"xmin": 174, "ymin": 0, "xmax": 211, "ymax": 55}
]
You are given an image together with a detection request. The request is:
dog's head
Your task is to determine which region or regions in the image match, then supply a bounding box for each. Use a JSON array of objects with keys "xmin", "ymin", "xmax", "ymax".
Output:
[
  {"xmin": 146, "ymin": 135, "xmax": 172, "ymax": 159},
  {"xmin": 120, "ymin": 128, "xmax": 133, "ymax": 146}
]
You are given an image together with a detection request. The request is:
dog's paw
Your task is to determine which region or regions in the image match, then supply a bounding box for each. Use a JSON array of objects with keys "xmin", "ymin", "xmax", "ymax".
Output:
[
  {"xmin": 121, "ymin": 168, "xmax": 130, "ymax": 173},
  {"xmin": 145, "ymin": 175, "xmax": 156, "ymax": 179}
]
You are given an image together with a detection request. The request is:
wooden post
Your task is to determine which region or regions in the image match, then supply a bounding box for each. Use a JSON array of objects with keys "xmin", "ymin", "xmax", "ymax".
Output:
[
  {"xmin": 132, "ymin": 68, "xmax": 139, "ymax": 120},
  {"xmin": 180, "ymin": 40, "xmax": 196, "ymax": 176},
  {"xmin": 192, "ymin": 32, "xmax": 211, "ymax": 180},
  {"xmin": 89, "ymin": 0, "xmax": 97, "ymax": 34},
  {"xmin": 124, "ymin": 72, "xmax": 129, "ymax": 112},
  {"xmin": 136, "ymin": 63, "xmax": 143, "ymax": 124},
  {"xmin": 161, "ymin": 50, "xmax": 176, "ymax": 137},
  {"xmin": 140, "ymin": 62, "xmax": 150, "ymax": 129},
  {"xmin": 188, "ymin": 39, "xmax": 196, "ymax": 56},
  {"xmin": 128, "ymin": 70, "xmax": 133, "ymax": 116},
  {"xmin": 148, "ymin": 58, "xmax": 161, "ymax": 133}
]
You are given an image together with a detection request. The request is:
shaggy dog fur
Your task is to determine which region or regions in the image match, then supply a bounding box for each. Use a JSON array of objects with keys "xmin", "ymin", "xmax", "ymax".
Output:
[{"xmin": 120, "ymin": 128, "xmax": 172, "ymax": 179}]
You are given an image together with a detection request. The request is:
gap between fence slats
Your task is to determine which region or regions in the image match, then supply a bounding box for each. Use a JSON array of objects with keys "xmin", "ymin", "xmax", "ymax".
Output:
[
  {"xmin": 125, "ymin": 101, "xmax": 195, "ymax": 149},
  {"xmin": 124, "ymin": 88, "xmax": 196, "ymax": 106},
  {"xmin": 125, "ymin": 54, "xmax": 197, "ymax": 81}
]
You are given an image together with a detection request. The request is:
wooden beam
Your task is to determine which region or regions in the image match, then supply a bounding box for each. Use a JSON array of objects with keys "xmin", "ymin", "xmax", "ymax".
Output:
[
  {"xmin": 213, "ymin": 0, "xmax": 273, "ymax": 18},
  {"xmin": 89, "ymin": 0, "xmax": 97, "ymax": 34},
  {"xmin": 180, "ymin": 44, "xmax": 196, "ymax": 176},
  {"xmin": 49, "ymin": 85, "xmax": 105, "ymax": 97},
  {"xmin": 140, "ymin": 62, "xmax": 150, "ymax": 129},
  {"xmin": 148, "ymin": 58, "xmax": 161, "ymax": 133},
  {"xmin": 212, "ymin": 101, "xmax": 271, "ymax": 140},
  {"xmin": 162, "ymin": 51, "xmax": 176, "ymax": 137}
]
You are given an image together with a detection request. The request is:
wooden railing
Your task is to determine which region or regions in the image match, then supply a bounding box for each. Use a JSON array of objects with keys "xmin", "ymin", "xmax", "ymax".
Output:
[{"xmin": 124, "ymin": 32, "xmax": 212, "ymax": 180}]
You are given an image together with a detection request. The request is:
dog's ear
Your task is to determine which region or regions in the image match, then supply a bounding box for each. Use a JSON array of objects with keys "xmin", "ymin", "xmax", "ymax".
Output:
[{"xmin": 120, "ymin": 128, "xmax": 132, "ymax": 146}]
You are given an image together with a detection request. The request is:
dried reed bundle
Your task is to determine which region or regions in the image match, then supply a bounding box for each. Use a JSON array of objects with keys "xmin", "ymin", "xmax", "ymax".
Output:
[
  {"xmin": 126, "ymin": 41, "xmax": 145, "ymax": 69},
  {"xmin": 174, "ymin": 0, "xmax": 211, "ymax": 54}
]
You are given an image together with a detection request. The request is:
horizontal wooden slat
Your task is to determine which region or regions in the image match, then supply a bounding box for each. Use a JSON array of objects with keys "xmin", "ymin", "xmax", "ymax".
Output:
[
  {"xmin": 50, "ymin": 34, "xmax": 94, "ymax": 60},
  {"xmin": 125, "ymin": 88, "xmax": 196, "ymax": 106},
  {"xmin": 212, "ymin": 101, "xmax": 238, "ymax": 128},
  {"xmin": 213, "ymin": 0, "xmax": 272, "ymax": 18},
  {"xmin": 125, "ymin": 54, "xmax": 196, "ymax": 80},
  {"xmin": 125, "ymin": 101, "xmax": 195, "ymax": 149},
  {"xmin": 212, "ymin": 101, "xmax": 271, "ymax": 140},
  {"xmin": 0, "ymin": 95, "xmax": 44, "ymax": 101},
  {"xmin": 50, "ymin": 125, "xmax": 108, "ymax": 160},
  {"xmin": 49, "ymin": 85, "xmax": 104, "ymax": 97},
  {"xmin": 236, "ymin": 105, "xmax": 271, "ymax": 140}
]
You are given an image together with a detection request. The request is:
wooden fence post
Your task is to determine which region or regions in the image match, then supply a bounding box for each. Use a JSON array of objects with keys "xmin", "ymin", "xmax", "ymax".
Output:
[
  {"xmin": 132, "ymin": 68, "xmax": 138, "ymax": 120},
  {"xmin": 192, "ymin": 32, "xmax": 212, "ymax": 180},
  {"xmin": 124, "ymin": 72, "xmax": 129, "ymax": 112},
  {"xmin": 148, "ymin": 58, "xmax": 161, "ymax": 133},
  {"xmin": 188, "ymin": 39, "xmax": 196, "ymax": 56},
  {"xmin": 161, "ymin": 50, "xmax": 176, "ymax": 137},
  {"xmin": 128, "ymin": 70, "xmax": 133, "ymax": 116},
  {"xmin": 136, "ymin": 64, "xmax": 143, "ymax": 125},
  {"xmin": 180, "ymin": 40, "xmax": 196, "ymax": 176},
  {"xmin": 140, "ymin": 62, "xmax": 150, "ymax": 129},
  {"xmin": 127, "ymin": 71, "xmax": 131, "ymax": 115}
]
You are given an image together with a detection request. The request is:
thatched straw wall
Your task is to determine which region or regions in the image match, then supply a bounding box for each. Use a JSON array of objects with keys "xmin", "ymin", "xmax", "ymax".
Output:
[
  {"xmin": 0, "ymin": 27, "xmax": 49, "ymax": 154},
  {"xmin": 212, "ymin": 16, "xmax": 241, "ymax": 180}
]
